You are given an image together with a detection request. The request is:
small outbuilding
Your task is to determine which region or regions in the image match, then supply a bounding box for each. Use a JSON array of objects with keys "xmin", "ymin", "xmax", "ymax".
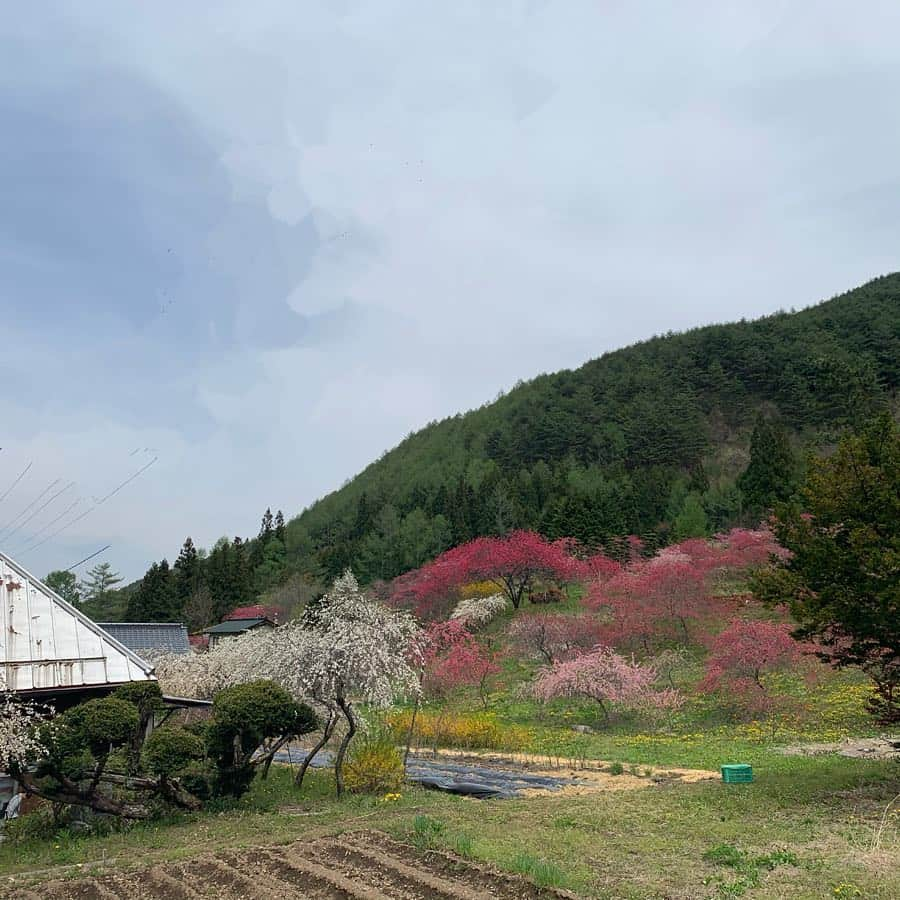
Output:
[{"xmin": 202, "ymin": 616, "xmax": 274, "ymax": 648}]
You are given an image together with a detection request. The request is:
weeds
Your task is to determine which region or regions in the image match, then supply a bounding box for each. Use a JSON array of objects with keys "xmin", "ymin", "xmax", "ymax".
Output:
[
  {"xmin": 702, "ymin": 843, "xmax": 799, "ymax": 897},
  {"xmin": 510, "ymin": 852, "xmax": 570, "ymax": 889}
]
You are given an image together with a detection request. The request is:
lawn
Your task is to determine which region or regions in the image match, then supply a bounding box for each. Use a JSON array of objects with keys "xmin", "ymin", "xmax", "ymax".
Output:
[{"xmin": 3, "ymin": 732, "xmax": 897, "ymax": 899}]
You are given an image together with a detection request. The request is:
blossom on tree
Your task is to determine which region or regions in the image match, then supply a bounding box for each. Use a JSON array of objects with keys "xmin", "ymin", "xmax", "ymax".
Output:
[
  {"xmin": 390, "ymin": 530, "xmax": 585, "ymax": 617},
  {"xmin": 0, "ymin": 691, "xmax": 47, "ymax": 773},
  {"xmin": 587, "ymin": 527, "xmax": 783, "ymax": 650},
  {"xmin": 700, "ymin": 619, "xmax": 807, "ymax": 717},
  {"xmin": 449, "ymin": 593, "xmax": 509, "ymax": 629},
  {"xmin": 419, "ymin": 619, "xmax": 500, "ymax": 706},
  {"xmin": 506, "ymin": 612, "xmax": 605, "ymax": 663},
  {"xmin": 532, "ymin": 647, "xmax": 682, "ymax": 721}
]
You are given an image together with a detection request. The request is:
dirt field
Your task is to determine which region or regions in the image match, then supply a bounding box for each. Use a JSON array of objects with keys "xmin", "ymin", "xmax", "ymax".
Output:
[{"xmin": 6, "ymin": 831, "xmax": 575, "ymax": 899}]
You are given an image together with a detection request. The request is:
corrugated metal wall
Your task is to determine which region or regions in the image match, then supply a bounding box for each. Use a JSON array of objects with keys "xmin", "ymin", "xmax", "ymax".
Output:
[{"xmin": 0, "ymin": 553, "xmax": 154, "ymax": 693}]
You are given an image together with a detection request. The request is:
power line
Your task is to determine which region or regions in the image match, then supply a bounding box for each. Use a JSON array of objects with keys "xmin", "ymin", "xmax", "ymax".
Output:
[
  {"xmin": 0, "ymin": 479, "xmax": 61, "ymax": 541},
  {"xmin": 22, "ymin": 505, "xmax": 97, "ymax": 555},
  {"xmin": 0, "ymin": 461, "xmax": 32, "ymax": 505},
  {"xmin": 94, "ymin": 456, "xmax": 158, "ymax": 505},
  {"xmin": 3, "ymin": 481, "xmax": 75, "ymax": 544},
  {"xmin": 16, "ymin": 498, "xmax": 82, "ymax": 553},
  {"xmin": 66, "ymin": 545, "xmax": 111, "ymax": 572}
]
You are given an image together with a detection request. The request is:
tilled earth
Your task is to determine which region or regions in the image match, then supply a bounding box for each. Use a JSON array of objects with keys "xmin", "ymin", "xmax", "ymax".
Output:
[{"xmin": 6, "ymin": 831, "xmax": 575, "ymax": 899}]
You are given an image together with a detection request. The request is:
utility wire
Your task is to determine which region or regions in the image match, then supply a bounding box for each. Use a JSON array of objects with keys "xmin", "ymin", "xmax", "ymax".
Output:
[
  {"xmin": 21, "ymin": 456, "xmax": 159, "ymax": 556},
  {"xmin": 0, "ymin": 461, "xmax": 32, "ymax": 505},
  {"xmin": 4, "ymin": 481, "xmax": 75, "ymax": 544},
  {"xmin": 94, "ymin": 456, "xmax": 158, "ymax": 504},
  {"xmin": 23, "ymin": 505, "xmax": 97, "ymax": 555},
  {"xmin": 17, "ymin": 498, "xmax": 82, "ymax": 553},
  {"xmin": 65, "ymin": 545, "xmax": 111, "ymax": 572},
  {"xmin": 0, "ymin": 479, "xmax": 62, "ymax": 541}
]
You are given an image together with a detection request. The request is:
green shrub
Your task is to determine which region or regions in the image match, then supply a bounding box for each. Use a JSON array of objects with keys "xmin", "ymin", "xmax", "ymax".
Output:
[
  {"xmin": 205, "ymin": 680, "xmax": 317, "ymax": 798},
  {"xmin": 343, "ymin": 729, "xmax": 404, "ymax": 795},
  {"xmin": 142, "ymin": 727, "xmax": 205, "ymax": 777},
  {"xmin": 112, "ymin": 681, "xmax": 163, "ymax": 714}
]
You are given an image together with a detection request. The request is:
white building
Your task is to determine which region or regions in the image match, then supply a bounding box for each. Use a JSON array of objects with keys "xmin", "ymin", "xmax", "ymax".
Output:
[{"xmin": 0, "ymin": 551, "xmax": 155, "ymax": 704}]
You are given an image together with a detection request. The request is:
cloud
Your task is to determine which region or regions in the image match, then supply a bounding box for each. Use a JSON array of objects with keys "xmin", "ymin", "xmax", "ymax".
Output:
[{"xmin": 2, "ymin": 1, "xmax": 899, "ymax": 578}]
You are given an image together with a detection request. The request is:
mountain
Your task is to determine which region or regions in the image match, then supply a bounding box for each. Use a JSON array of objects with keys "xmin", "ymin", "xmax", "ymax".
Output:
[
  {"xmin": 111, "ymin": 274, "xmax": 900, "ymax": 624},
  {"xmin": 286, "ymin": 274, "xmax": 899, "ymax": 583}
]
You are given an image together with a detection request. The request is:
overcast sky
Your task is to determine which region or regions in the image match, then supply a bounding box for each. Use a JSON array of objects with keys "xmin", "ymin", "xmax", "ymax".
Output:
[{"xmin": 2, "ymin": 1, "xmax": 899, "ymax": 581}]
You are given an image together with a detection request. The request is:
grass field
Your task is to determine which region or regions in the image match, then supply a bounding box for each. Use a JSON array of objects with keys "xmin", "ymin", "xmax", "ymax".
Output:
[{"xmin": 3, "ymin": 731, "xmax": 897, "ymax": 899}]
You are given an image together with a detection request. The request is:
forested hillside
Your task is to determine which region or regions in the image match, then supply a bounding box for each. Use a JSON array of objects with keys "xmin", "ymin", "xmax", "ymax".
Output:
[
  {"xmin": 85, "ymin": 274, "xmax": 899, "ymax": 626},
  {"xmin": 296, "ymin": 274, "xmax": 899, "ymax": 579}
]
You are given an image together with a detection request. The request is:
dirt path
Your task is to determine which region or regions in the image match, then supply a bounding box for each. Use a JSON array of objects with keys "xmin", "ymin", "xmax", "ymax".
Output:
[{"xmin": 4, "ymin": 831, "xmax": 577, "ymax": 900}]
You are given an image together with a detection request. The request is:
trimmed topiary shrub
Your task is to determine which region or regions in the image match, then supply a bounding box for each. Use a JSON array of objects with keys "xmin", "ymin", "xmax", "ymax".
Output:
[{"xmin": 142, "ymin": 727, "xmax": 205, "ymax": 777}]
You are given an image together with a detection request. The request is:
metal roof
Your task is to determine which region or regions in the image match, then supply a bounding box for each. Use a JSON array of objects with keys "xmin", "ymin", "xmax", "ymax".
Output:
[
  {"xmin": 202, "ymin": 617, "xmax": 270, "ymax": 635},
  {"xmin": 0, "ymin": 551, "xmax": 155, "ymax": 695},
  {"xmin": 97, "ymin": 623, "xmax": 190, "ymax": 656}
]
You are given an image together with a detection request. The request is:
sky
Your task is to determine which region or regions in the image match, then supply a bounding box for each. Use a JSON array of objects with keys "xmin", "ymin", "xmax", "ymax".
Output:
[{"xmin": 1, "ymin": 1, "xmax": 899, "ymax": 581}]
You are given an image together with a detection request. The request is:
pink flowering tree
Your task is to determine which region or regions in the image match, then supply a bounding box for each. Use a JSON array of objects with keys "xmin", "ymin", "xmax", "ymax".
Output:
[
  {"xmin": 588, "ymin": 528, "xmax": 784, "ymax": 651},
  {"xmin": 700, "ymin": 619, "xmax": 808, "ymax": 723},
  {"xmin": 420, "ymin": 619, "xmax": 500, "ymax": 708},
  {"xmin": 507, "ymin": 612, "xmax": 606, "ymax": 664},
  {"xmin": 390, "ymin": 530, "xmax": 587, "ymax": 617},
  {"xmin": 532, "ymin": 647, "xmax": 683, "ymax": 723}
]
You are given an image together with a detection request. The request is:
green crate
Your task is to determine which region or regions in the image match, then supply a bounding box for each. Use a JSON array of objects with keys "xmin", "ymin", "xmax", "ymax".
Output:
[{"xmin": 721, "ymin": 764, "xmax": 753, "ymax": 783}]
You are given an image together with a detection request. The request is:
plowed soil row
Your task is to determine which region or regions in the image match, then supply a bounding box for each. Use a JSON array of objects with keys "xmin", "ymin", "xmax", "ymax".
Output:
[{"xmin": 5, "ymin": 831, "xmax": 576, "ymax": 900}]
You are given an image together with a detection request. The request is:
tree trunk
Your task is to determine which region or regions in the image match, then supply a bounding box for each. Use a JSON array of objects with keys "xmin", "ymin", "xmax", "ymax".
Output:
[
  {"xmin": 259, "ymin": 735, "xmax": 293, "ymax": 780},
  {"xmin": 333, "ymin": 696, "xmax": 357, "ymax": 799},
  {"xmin": 295, "ymin": 707, "xmax": 336, "ymax": 787}
]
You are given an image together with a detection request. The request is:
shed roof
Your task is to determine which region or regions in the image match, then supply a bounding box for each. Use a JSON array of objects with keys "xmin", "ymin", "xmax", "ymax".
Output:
[
  {"xmin": 225, "ymin": 604, "xmax": 280, "ymax": 623},
  {"xmin": 202, "ymin": 617, "xmax": 271, "ymax": 635},
  {"xmin": 97, "ymin": 623, "xmax": 190, "ymax": 656},
  {"xmin": 0, "ymin": 551, "xmax": 155, "ymax": 695}
]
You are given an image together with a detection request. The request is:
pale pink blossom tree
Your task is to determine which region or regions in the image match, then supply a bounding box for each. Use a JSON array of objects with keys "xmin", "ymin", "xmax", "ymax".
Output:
[{"xmin": 532, "ymin": 647, "xmax": 682, "ymax": 723}]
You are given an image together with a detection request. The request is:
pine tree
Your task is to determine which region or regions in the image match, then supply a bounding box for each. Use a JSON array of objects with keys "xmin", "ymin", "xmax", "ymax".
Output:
[
  {"xmin": 173, "ymin": 536, "xmax": 201, "ymax": 605},
  {"xmin": 274, "ymin": 509, "xmax": 286, "ymax": 543},
  {"xmin": 80, "ymin": 562, "xmax": 124, "ymax": 620},
  {"xmin": 126, "ymin": 560, "xmax": 176, "ymax": 622},
  {"xmin": 738, "ymin": 416, "xmax": 798, "ymax": 517}
]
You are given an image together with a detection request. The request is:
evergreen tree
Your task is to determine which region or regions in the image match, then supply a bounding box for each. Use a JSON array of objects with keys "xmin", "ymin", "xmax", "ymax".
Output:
[
  {"xmin": 80, "ymin": 562, "xmax": 124, "ymax": 620},
  {"xmin": 126, "ymin": 560, "xmax": 176, "ymax": 622},
  {"xmin": 738, "ymin": 416, "xmax": 798, "ymax": 517},
  {"xmin": 274, "ymin": 509, "xmax": 286, "ymax": 543},
  {"xmin": 44, "ymin": 570, "xmax": 81, "ymax": 608},
  {"xmin": 173, "ymin": 536, "xmax": 201, "ymax": 605}
]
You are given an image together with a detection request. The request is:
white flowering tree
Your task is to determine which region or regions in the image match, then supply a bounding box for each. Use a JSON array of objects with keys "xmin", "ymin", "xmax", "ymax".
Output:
[
  {"xmin": 449, "ymin": 593, "xmax": 509, "ymax": 629},
  {"xmin": 289, "ymin": 571, "xmax": 420, "ymax": 796},
  {"xmin": 0, "ymin": 690, "xmax": 47, "ymax": 775},
  {"xmin": 151, "ymin": 571, "xmax": 421, "ymax": 797}
]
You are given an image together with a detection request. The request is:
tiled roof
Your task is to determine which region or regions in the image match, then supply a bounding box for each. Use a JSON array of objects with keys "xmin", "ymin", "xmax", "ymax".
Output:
[
  {"xmin": 202, "ymin": 617, "xmax": 271, "ymax": 635},
  {"xmin": 98, "ymin": 623, "xmax": 190, "ymax": 655},
  {"xmin": 225, "ymin": 605, "xmax": 280, "ymax": 622}
]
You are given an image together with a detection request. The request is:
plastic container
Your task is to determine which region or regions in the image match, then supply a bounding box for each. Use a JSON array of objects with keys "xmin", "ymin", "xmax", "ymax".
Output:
[{"xmin": 721, "ymin": 764, "xmax": 753, "ymax": 783}]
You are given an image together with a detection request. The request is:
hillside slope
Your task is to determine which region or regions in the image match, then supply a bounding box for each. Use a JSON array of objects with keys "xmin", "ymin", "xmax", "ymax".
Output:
[{"xmin": 287, "ymin": 275, "xmax": 898, "ymax": 583}]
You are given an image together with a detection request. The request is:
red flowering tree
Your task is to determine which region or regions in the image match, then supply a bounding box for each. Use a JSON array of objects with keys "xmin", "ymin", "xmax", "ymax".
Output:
[
  {"xmin": 420, "ymin": 619, "xmax": 500, "ymax": 707},
  {"xmin": 532, "ymin": 647, "xmax": 682, "ymax": 723},
  {"xmin": 700, "ymin": 619, "xmax": 807, "ymax": 719},
  {"xmin": 588, "ymin": 528, "xmax": 783, "ymax": 651},
  {"xmin": 507, "ymin": 612, "xmax": 605, "ymax": 664},
  {"xmin": 391, "ymin": 530, "xmax": 587, "ymax": 618}
]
